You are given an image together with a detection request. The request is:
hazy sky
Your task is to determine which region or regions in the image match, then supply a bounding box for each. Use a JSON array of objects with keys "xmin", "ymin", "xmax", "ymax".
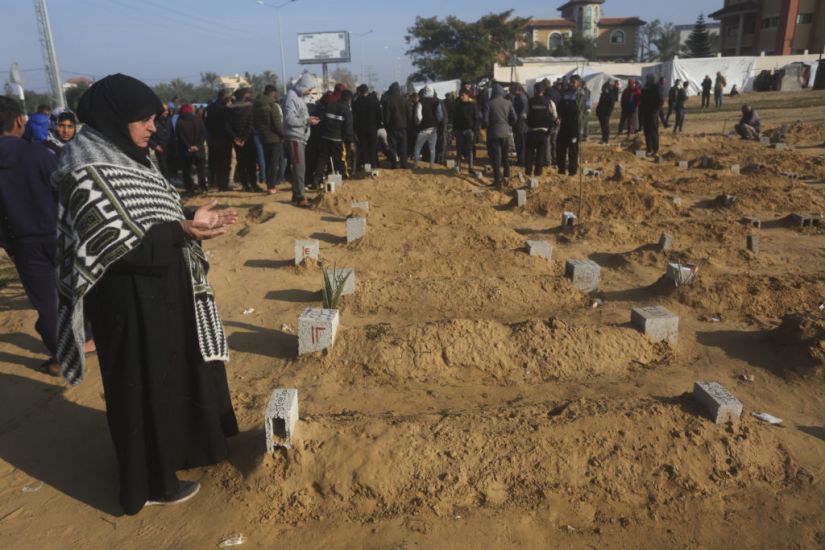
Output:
[{"xmin": 4, "ymin": 0, "xmax": 721, "ymax": 93}]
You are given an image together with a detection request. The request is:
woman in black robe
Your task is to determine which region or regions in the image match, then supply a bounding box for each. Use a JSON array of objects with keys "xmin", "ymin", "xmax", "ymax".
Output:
[{"xmin": 53, "ymin": 74, "xmax": 239, "ymax": 515}]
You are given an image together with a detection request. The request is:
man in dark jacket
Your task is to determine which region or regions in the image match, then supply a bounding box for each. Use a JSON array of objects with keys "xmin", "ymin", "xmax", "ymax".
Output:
[
  {"xmin": 0, "ymin": 97, "xmax": 60, "ymax": 374},
  {"xmin": 525, "ymin": 83, "xmax": 557, "ymax": 177},
  {"xmin": 664, "ymin": 79, "xmax": 681, "ymax": 126},
  {"xmin": 383, "ymin": 82, "xmax": 408, "ymax": 169},
  {"xmin": 545, "ymin": 79, "xmax": 563, "ymax": 166},
  {"xmin": 701, "ymin": 75, "xmax": 712, "ymax": 109},
  {"xmin": 228, "ymin": 87, "xmax": 258, "ymax": 192},
  {"xmin": 312, "ymin": 92, "xmax": 355, "ymax": 185},
  {"xmin": 735, "ymin": 104, "xmax": 761, "ymax": 140},
  {"xmin": 484, "ymin": 84, "xmax": 517, "ymax": 188},
  {"xmin": 657, "ymin": 77, "xmax": 670, "ymax": 128},
  {"xmin": 640, "ymin": 75, "xmax": 664, "ymax": 156},
  {"xmin": 556, "ymin": 78, "xmax": 581, "ymax": 176},
  {"xmin": 673, "ymin": 81, "xmax": 689, "ymax": 134},
  {"xmin": 353, "ymin": 85, "xmax": 381, "ymax": 170},
  {"xmin": 413, "ymin": 85, "xmax": 444, "ymax": 170},
  {"xmin": 253, "ymin": 85, "xmax": 283, "ymax": 194},
  {"xmin": 205, "ymin": 89, "xmax": 234, "ymax": 191},
  {"xmin": 176, "ymin": 103, "xmax": 208, "ymax": 194},
  {"xmin": 452, "ymin": 88, "xmax": 477, "ymax": 174},
  {"xmin": 595, "ymin": 82, "xmax": 615, "ymax": 144}
]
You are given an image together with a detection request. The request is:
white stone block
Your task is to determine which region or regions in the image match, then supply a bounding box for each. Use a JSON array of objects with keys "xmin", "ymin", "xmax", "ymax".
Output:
[
  {"xmin": 528, "ymin": 177, "xmax": 539, "ymax": 189},
  {"xmin": 351, "ymin": 200, "xmax": 369, "ymax": 213},
  {"xmin": 564, "ymin": 259, "xmax": 600, "ymax": 292},
  {"xmin": 693, "ymin": 381, "xmax": 743, "ymax": 424},
  {"xmin": 363, "ymin": 163, "xmax": 372, "ymax": 172},
  {"xmin": 324, "ymin": 267, "xmax": 355, "ymax": 295},
  {"xmin": 631, "ymin": 305, "xmax": 679, "ymax": 345},
  {"xmin": 370, "ymin": 170, "xmax": 380, "ymax": 178},
  {"xmin": 298, "ymin": 308, "xmax": 339, "ymax": 355},
  {"xmin": 325, "ymin": 174, "xmax": 342, "ymax": 192},
  {"xmin": 526, "ymin": 240, "xmax": 552, "ymax": 260},
  {"xmin": 265, "ymin": 388, "xmax": 298, "ymax": 452},
  {"xmin": 515, "ymin": 189, "xmax": 527, "ymax": 207},
  {"xmin": 294, "ymin": 239, "xmax": 320, "ymax": 265},
  {"xmin": 636, "ymin": 150, "xmax": 647, "ymax": 159},
  {"xmin": 446, "ymin": 160, "xmax": 456, "ymax": 169},
  {"xmin": 666, "ymin": 262, "xmax": 696, "ymax": 286},
  {"xmin": 730, "ymin": 164, "xmax": 740, "ymax": 175},
  {"xmin": 658, "ymin": 233, "xmax": 672, "ymax": 252},
  {"xmin": 677, "ymin": 160, "xmax": 688, "ymax": 170},
  {"xmin": 773, "ymin": 142, "xmax": 787, "ymax": 151},
  {"xmin": 759, "ymin": 136, "xmax": 771, "ymax": 145},
  {"xmin": 561, "ymin": 211, "xmax": 577, "ymax": 229},
  {"xmin": 346, "ymin": 216, "xmax": 367, "ymax": 243}
]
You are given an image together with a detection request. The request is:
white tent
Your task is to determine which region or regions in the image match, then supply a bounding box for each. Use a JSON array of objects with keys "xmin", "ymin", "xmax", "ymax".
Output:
[{"xmin": 642, "ymin": 56, "xmax": 757, "ymax": 95}]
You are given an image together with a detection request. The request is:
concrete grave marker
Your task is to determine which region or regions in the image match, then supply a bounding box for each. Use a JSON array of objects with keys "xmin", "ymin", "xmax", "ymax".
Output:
[
  {"xmin": 759, "ymin": 136, "xmax": 771, "ymax": 146},
  {"xmin": 265, "ymin": 388, "xmax": 298, "ymax": 452},
  {"xmin": 528, "ymin": 177, "xmax": 539, "ymax": 189},
  {"xmin": 515, "ymin": 189, "xmax": 527, "ymax": 207},
  {"xmin": 517, "ymin": 173, "xmax": 525, "ymax": 184},
  {"xmin": 363, "ymin": 163, "xmax": 372, "ymax": 172},
  {"xmin": 526, "ymin": 240, "xmax": 553, "ymax": 260},
  {"xmin": 325, "ymin": 173, "xmax": 342, "ymax": 192},
  {"xmin": 677, "ymin": 160, "xmax": 689, "ymax": 170},
  {"xmin": 631, "ymin": 305, "xmax": 679, "ymax": 345},
  {"xmin": 564, "ymin": 259, "xmax": 600, "ymax": 292},
  {"xmin": 790, "ymin": 213, "xmax": 822, "ymax": 227},
  {"xmin": 324, "ymin": 267, "xmax": 355, "ymax": 295},
  {"xmin": 298, "ymin": 308, "xmax": 339, "ymax": 355},
  {"xmin": 446, "ymin": 159, "xmax": 456, "ymax": 169},
  {"xmin": 561, "ymin": 211, "xmax": 577, "ymax": 229},
  {"xmin": 730, "ymin": 164, "xmax": 740, "ymax": 175},
  {"xmin": 747, "ymin": 234, "xmax": 759, "ymax": 252},
  {"xmin": 351, "ymin": 200, "xmax": 369, "ymax": 213},
  {"xmin": 666, "ymin": 262, "xmax": 697, "ymax": 286},
  {"xmin": 658, "ymin": 233, "xmax": 673, "ymax": 252},
  {"xmin": 773, "ymin": 142, "xmax": 787, "ymax": 151},
  {"xmin": 294, "ymin": 239, "xmax": 320, "ymax": 265},
  {"xmin": 693, "ymin": 381, "xmax": 743, "ymax": 424},
  {"xmin": 346, "ymin": 217, "xmax": 367, "ymax": 243},
  {"xmin": 636, "ymin": 150, "xmax": 647, "ymax": 159},
  {"xmin": 583, "ymin": 168, "xmax": 601, "ymax": 177},
  {"xmin": 370, "ymin": 169, "xmax": 380, "ymax": 178}
]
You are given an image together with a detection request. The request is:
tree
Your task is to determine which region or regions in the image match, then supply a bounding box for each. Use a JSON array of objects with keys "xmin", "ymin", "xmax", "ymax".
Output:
[
  {"xmin": 65, "ymin": 82, "xmax": 89, "ymax": 112},
  {"xmin": 200, "ymin": 72, "xmax": 221, "ymax": 90},
  {"xmin": 638, "ymin": 20, "xmax": 663, "ymax": 61},
  {"xmin": 405, "ymin": 10, "xmax": 530, "ymax": 82},
  {"xmin": 685, "ymin": 13, "xmax": 713, "ymax": 58},
  {"xmin": 550, "ymin": 30, "xmax": 596, "ymax": 59},
  {"xmin": 652, "ymin": 23, "xmax": 681, "ymax": 61},
  {"xmin": 244, "ymin": 71, "xmax": 279, "ymax": 95},
  {"xmin": 331, "ymin": 67, "xmax": 356, "ymax": 90},
  {"xmin": 515, "ymin": 41, "xmax": 552, "ymax": 57}
]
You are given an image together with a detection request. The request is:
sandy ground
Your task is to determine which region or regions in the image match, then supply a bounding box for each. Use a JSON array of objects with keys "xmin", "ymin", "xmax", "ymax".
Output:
[{"xmin": 1, "ymin": 90, "xmax": 825, "ymax": 549}]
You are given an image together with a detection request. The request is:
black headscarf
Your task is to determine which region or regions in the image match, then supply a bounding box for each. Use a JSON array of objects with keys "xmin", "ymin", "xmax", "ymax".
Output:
[{"xmin": 76, "ymin": 73, "xmax": 163, "ymax": 167}]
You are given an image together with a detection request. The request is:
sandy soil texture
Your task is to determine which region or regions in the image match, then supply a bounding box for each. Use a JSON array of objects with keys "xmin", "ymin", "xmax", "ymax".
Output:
[{"xmin": 1, "ymin": 90, "xmax": 825, "ymax": 549}]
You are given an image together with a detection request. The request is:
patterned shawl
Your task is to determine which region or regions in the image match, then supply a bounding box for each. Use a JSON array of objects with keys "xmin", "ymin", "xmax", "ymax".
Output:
[{"xmin": 54, "ymin": 126, "xmax": 228, "ymax": 385}]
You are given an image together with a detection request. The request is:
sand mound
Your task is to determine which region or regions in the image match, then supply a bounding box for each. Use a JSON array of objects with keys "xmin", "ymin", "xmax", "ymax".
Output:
[
  {"xmin": 218, "ymin": 396, "xmax": 812, "ymax": 526},
  {"xmin": 312, "ymin": 318, "xmax": 667, "ymax": 385}
]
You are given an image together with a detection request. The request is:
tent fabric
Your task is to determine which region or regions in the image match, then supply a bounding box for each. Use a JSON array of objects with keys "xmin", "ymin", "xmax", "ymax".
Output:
[
  {"xmin": 642, "ymin": 57, "xmax": 756, "ymax": 95},
  {"xmin": 411, "ymin": 79, "xmax": 460, "ymax": 98}
]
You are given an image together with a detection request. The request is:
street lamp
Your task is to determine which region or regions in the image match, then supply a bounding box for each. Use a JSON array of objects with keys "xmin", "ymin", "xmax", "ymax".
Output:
[
  {"xmin": 354, "ymin": 29, "xmax": 374, "ymax": 84},
  {"xmin": 256, "ymin": 0, "xmax": 298, "ymax": 95}
]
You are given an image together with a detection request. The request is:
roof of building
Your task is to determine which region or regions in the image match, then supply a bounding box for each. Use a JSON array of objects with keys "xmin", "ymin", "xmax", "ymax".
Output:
[
  {"xmin": 65, "ymin": 76, "xmax": 92, "ymax": 85},
  {"xmin": 525, "ymin": 18, "xmax": 576, "ymax": 29},
  {"xmin": 599, "ymin": 16, "xmax": 646, "ymax": 27},
  {"xmin": 557, "ymin": 0, "xmax": 606, "ymax": 11},
  {"xmin": 709, "ymin": 1, "xmax": 760, "ymax": 19}
]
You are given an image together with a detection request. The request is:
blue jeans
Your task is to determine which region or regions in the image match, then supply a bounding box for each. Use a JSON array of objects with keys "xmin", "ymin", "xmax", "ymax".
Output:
[{"xmin": 253, "ymin": 135, "xmax": 266, "ymax": 183}]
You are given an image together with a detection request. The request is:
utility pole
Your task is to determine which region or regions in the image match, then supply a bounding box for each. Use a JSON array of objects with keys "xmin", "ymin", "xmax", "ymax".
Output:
[
  {"xmin": 257, "ymin": 0, "xmax": 298, "ymax": 95},
  {"xmin": 34, "ymin": 0, "xmax": 65, "ymax": 109}
]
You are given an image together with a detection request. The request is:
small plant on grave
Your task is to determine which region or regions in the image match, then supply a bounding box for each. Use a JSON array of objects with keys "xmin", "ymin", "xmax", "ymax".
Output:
[{"xmin": 322, "ymin": 266, "xmax": 351, "ymax": 310}]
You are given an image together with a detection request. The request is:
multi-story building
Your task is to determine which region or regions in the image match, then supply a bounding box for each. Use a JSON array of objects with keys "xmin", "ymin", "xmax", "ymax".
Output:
[
  {"xmin": 710, "ymin": 0, "xmax": 825, "ymax": 56},
  {"xmin": 519, "ymin": 0, "xmax": 645, "ymax": 61}
]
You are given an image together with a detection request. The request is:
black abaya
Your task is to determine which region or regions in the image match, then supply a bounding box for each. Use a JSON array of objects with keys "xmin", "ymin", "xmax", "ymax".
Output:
[{"xmin": 84, "ymin": 221, "xmax": 238, "ymax": 515}]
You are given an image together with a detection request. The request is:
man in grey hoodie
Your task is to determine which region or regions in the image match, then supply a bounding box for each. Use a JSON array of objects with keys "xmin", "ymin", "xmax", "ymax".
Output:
[
  {"xmin": 283, "ymin": 73, "xmax": 319, "ymax": 206},
  {"xmin": 484, "ymin": 84, "xmax": 517, "ymax": 188}
]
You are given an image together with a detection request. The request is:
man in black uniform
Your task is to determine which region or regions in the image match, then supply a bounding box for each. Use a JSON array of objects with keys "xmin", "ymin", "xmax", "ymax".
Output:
[
  {"xmin": 524, "ymin": 83, "xmax": 557, "ymax": 177},
  {"xmin": 452, "ymin": 88, "xmax": 477, "ymax": 173},
  {"xmin": 205, "ymin": 89, "xmax": 234, "ymax": 190},
  {"xmin": 556, "ymin": 78, "xmax": 581, "ymax": 176},
  {"xmin": 383, "ymin": 82, "xmax": 408, "ymax": 169}
]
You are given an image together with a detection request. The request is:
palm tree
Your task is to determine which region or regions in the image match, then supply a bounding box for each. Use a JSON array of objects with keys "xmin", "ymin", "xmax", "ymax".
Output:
[
  {"xmin": 200, "ymin": 72, "xmax": 221, "ymax": 91},
  {"xmin": 653, "ymin": 24, "xmax": 681, "ymax": 61}
]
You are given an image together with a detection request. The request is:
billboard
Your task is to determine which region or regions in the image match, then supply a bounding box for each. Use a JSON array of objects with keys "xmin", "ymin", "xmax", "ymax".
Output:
[{"xmin": 298, "ymin": 31, "xmax": 351, "ymax": 65}]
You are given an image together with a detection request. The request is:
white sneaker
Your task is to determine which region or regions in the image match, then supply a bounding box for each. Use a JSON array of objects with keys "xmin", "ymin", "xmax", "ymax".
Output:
[{"xmin": 146, "ymin": 480, "xmax": 200, "ymax": 507}]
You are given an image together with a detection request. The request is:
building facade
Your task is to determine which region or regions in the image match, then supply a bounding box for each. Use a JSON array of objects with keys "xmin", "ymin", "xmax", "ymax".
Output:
[
  {"xmin": 519, "ymin": 0, "xmax": 645, "ymax": 61},
  {"xmin": 710, "ymin": 0, "xmax": 825, "ymax": 56},
  {"xmin": 674, "ymin": 22, "xmax": 721, "ymax": 51}
]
